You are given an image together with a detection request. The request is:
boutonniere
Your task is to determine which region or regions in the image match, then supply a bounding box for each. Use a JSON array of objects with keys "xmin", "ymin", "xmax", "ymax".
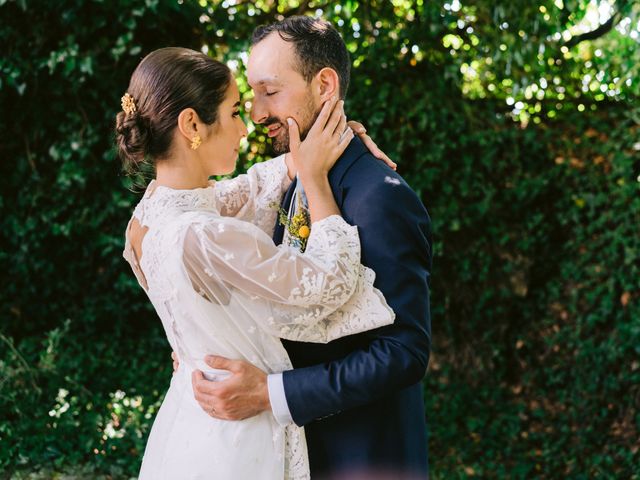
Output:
[{"xmin": 272, "ymin": 195, "xmax": 311, "ymax": 252}]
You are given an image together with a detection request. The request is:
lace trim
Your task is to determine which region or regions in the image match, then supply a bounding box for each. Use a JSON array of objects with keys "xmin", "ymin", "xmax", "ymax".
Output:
[
  {"xmin": 133, "ymin": 181, "xmax": 219, "ymax": 230},
  {"xmin": 284, "ymin": 425, "xmax": 310, "ymax": 480},
  {"xmin": 289, "ymin": 215, "xmax": 360, "ymax": 305},
  {"xmin": 282, "ymin": 265, "xmax": 394, "ymax": 344}
]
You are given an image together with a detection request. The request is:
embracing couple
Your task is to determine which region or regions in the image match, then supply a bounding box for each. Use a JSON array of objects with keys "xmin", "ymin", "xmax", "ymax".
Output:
[{"xmin": 117, "ymin": 15, "xmax": 432, "ymax": 480}]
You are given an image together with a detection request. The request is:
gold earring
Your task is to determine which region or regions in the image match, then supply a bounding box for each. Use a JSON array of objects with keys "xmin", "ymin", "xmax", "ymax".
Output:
[{"xmin": 190, "ymin": 134, "xmax": 202, "ymax": 150}]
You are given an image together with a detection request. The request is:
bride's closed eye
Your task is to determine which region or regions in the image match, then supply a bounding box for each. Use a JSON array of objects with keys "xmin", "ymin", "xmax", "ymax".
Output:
[{"xmin": 265, "ymin": 91, "xmax": 278, "ymax": 97}]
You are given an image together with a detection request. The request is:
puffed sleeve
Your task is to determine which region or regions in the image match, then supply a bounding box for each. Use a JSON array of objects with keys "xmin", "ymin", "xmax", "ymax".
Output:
[
  {"xmin": 213, "ymin": 155, "xmax": 291, "ymax": 234},
  {"xmin": 181, "ymin": 213, "xmax": 394, "ymax": 343}
]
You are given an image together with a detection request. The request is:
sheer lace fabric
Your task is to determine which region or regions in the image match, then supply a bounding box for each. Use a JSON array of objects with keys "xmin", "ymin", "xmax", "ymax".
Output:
[{"xmin": 122, "ymin": 156, "xmax": 395, "ymax": 479}]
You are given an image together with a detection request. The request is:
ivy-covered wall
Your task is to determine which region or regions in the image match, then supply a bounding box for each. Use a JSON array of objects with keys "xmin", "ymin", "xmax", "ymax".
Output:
[{"xmin": 1, "ymin": 1, "xmax": 638, "ymax": 478}]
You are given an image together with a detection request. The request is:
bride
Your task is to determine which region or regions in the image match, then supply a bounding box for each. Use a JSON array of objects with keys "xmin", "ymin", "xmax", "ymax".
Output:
[{"xmin": 116, "ymin": 48, "xmax": 394, "ymax": 479}]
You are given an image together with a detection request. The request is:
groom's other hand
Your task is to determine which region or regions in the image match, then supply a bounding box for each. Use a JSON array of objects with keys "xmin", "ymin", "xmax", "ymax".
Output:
[{"xmin": 191, "ymin": 355, "xmax": 270, "ymax": 420}]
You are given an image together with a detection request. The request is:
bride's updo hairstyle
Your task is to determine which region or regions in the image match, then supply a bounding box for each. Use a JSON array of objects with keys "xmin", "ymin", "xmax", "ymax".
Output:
[{"xmin": 115, "ymin": 47, "xmax": 231, "ymax": 174}]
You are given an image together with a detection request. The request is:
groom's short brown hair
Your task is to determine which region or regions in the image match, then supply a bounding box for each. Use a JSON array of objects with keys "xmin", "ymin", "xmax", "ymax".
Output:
[{"xmin": 252, "ymin": 15, "xmax": 351, "ymax": 99}]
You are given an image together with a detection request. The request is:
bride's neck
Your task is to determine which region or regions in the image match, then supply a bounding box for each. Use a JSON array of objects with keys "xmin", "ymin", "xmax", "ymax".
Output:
[{"xmin": 154, "ymin": 153, "xmax": 209, "ymax": 190}]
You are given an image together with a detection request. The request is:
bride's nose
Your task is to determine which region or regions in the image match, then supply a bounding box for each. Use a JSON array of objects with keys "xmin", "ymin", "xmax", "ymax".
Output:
[{"xmin": 239, "ymin": 121, "xmax": 248, "ymax": 138}]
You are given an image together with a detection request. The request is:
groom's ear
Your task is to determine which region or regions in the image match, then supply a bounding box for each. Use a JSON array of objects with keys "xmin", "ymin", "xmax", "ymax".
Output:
[{"xmin": 315, "ymin": 67, "xmax": 340, "ymax": 102}]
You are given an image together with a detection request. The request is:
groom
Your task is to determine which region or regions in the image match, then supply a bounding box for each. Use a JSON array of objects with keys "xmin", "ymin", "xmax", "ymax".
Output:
[{"xmin": 191, "ymin": 16, "xmax": 432, "ymax": 479}]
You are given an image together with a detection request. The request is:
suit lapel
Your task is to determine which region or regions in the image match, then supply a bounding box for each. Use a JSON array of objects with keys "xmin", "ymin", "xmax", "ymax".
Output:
[
  {"xmin": 329, "ymin": 137, "xmax": 367, "ymax": 209},
  {"xmin": 273, "ymin": 177, "xmax": 297, "ymax": 245}
]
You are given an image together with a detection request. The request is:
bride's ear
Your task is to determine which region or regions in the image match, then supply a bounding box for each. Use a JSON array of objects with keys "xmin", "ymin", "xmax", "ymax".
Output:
[{"xmin": 177, "ymin": 108, "xmax": 202, "ymax": 143}]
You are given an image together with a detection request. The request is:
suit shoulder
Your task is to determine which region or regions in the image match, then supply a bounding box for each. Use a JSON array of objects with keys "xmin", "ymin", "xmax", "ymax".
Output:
[{"xmin": 343, "ymin": 154, "xmax": 425, "ymax": 211}]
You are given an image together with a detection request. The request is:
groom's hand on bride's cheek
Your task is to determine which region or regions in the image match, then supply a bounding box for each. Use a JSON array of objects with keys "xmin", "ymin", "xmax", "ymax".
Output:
[{"xmin": 191, "ymin": 355, "xmax": 270, "ymax": 421}]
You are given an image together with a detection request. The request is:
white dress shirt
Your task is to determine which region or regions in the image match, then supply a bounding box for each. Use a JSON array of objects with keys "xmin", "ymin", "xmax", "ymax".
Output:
[{"xmin": 267, "ymin": 372, "xmax": 294, "ymax": 425}]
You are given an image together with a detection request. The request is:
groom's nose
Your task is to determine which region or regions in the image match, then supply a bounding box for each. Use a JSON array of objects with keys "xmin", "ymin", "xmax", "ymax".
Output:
[{"xmin": 250, "ymin": 97, "xmax": 268, "ymax": 124}]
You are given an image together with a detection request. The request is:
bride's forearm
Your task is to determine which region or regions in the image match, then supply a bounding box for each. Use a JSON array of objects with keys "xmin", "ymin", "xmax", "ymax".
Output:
[
  {"xmin": 284, "ymin": 153, "xmax": 296, "ymax": 181},
  {"xmin": 302, "ymin": 176, "xmax": 340, "ymax": 223}
]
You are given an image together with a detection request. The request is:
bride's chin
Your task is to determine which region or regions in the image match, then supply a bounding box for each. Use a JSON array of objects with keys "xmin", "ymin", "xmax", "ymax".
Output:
[
  {"xmin": 211, "ymin": 165, "xmax": 236, "ymax": 177},
  {"xmin": 225, "ymin": 153, "xmax": 239, "ymax": 173},
  {"xmin": 209, "ymin": 156, "xmax": 237, "ymax": 177}
]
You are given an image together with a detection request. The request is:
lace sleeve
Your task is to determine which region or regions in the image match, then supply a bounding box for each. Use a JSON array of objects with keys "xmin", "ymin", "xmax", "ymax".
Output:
[
  {"xmin": 269, "ymin": 265, "xmax": 395, "ymax": 343},
  {"xmin": 213, "ymin": 155, "xmax": 291, "ymax": 234},
  {"xmin": 181, "ymin": 214, "xmax": 394, "ymax": 343}
]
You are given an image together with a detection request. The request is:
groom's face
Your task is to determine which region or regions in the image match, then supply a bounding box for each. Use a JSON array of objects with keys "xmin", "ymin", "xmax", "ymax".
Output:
[{"xmin": 247, "ymin": 33, "xmax": 321, "ymax": 154}]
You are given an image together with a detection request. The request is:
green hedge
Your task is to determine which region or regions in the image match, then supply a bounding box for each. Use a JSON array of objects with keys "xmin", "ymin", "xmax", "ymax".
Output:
[{"xmin": 1, "ymin": 1, "xmax": 638, "ymax": 478}]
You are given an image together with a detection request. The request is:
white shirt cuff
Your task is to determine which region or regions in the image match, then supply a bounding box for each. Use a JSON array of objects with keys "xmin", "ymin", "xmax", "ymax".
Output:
[{"xmin": 267, "ymin": 373, "xmax": 294, "ymax": 426}]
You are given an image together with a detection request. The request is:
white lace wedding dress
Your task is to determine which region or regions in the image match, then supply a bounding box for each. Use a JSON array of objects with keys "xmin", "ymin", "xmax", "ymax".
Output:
[{"xmin": 122, "ymin": 155, "xmax": 394, "ymax": 480}]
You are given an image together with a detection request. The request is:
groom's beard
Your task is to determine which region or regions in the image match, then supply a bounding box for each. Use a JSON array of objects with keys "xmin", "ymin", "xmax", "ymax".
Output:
[{"xmin": 266, "ymin": 100, "xmax": 319, "ymax": 155}]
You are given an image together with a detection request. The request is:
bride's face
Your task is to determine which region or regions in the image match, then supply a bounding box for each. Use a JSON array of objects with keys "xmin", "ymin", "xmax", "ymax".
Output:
[{"xmin": 201, "ymin": 80, "xmax": 248, "ymax": 176}]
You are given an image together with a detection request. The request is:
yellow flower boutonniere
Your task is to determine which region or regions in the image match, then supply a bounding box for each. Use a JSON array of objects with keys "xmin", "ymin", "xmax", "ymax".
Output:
[
  {"xmin": 277, "ymin": 205, "xmax": 311, "ymax": 252},
  {"xmin": 271, "ymin": 196, "xmax": 311, "ymax": 252}
]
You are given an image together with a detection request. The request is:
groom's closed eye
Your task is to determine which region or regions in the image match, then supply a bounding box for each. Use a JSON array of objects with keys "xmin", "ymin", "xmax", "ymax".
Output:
[{"xmin": 265, "ymin": 91, "xmax": 278, "ymax": 97}]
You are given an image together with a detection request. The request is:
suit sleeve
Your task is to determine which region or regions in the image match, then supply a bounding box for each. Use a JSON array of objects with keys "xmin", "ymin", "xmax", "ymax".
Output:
[{"xmin": 281, "ymin": 178, "xmax": 432, "ymax": 426}]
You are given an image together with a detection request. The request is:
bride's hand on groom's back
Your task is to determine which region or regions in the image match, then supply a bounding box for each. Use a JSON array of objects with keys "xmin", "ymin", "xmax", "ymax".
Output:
[{"xmin": 347, "ymin": 120, "xmax": 397, "ymax": 171}]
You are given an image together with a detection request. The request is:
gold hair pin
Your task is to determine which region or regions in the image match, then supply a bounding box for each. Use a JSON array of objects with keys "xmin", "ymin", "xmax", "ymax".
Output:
[{"xmin": 121, "ymin": 93, "xmax": 137, "ymax": 115}]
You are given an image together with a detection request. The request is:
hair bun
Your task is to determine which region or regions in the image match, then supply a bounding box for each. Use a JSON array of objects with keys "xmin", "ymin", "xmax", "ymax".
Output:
[
  {"xmin": 115, "ymin": 110, "xmax": 151, "ymax": 170},
  {"xmin": 115, "ymin": 48, "xmax": 231, "ymax": 176}
]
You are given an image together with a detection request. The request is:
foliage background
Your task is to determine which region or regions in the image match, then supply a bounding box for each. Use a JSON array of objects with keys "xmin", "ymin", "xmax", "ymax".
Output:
[{"xmin": 1, "ymin": 0, "xmax": 639, "ymax": 478}]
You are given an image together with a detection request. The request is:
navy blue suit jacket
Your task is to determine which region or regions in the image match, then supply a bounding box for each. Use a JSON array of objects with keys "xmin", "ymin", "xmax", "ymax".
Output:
[{"xmin": 273, "ymin": 137, "xmax": 432, "ymax": 479}]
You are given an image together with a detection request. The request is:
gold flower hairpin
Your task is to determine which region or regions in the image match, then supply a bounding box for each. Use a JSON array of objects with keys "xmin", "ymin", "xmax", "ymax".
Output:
[{"xmin": 121, "ymin": 93, "xmax": 137, "ymax": 115}]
